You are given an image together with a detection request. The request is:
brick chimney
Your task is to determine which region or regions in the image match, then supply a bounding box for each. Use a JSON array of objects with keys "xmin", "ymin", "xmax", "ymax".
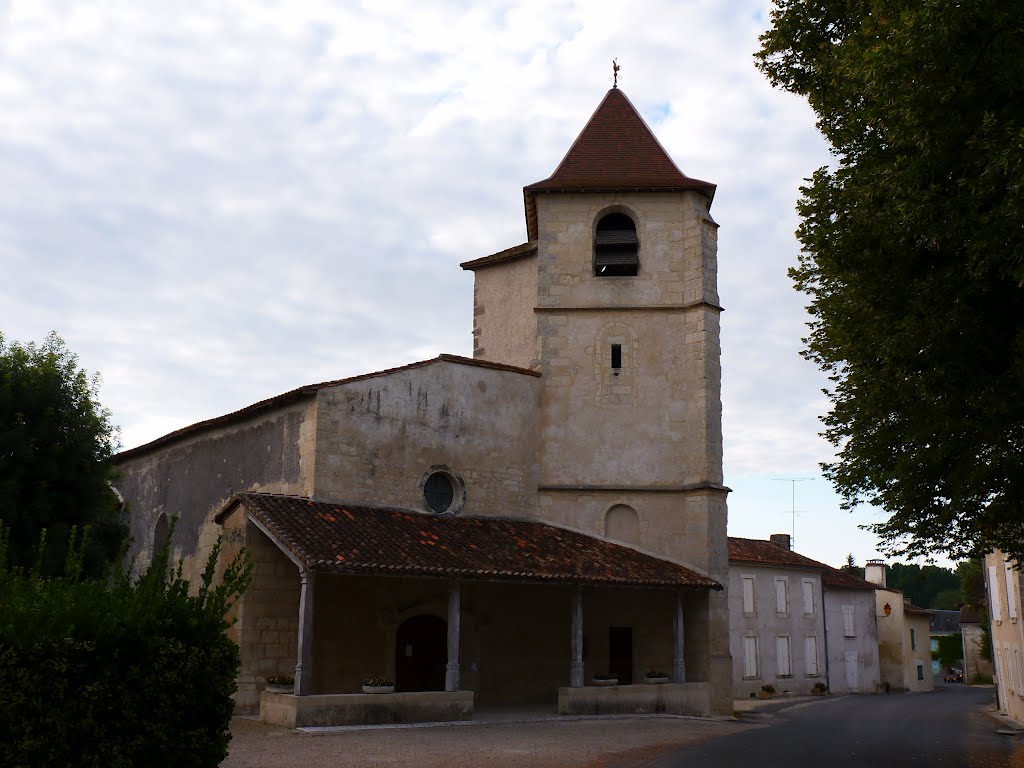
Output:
[
  {"xmin": 769, "ymin": 533, "xmax": 792, "ymax": 551},
  {"xmin": 865, "ymin": 559, "xmax": 887, "ymax": 587}
]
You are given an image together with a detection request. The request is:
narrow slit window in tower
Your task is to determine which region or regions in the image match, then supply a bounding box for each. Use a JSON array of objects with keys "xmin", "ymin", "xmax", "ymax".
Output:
[{"xmin": 611, "ymin": 343, "xmax": 622, "ymax": 371}]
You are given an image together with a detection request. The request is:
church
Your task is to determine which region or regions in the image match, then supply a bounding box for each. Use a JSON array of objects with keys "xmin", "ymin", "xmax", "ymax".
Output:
[{"xmin": 114, "ymin": 84, "xmax": 732, "ymax": 726}]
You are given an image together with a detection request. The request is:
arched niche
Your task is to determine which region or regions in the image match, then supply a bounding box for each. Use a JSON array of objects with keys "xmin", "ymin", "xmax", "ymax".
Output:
[{"xmin": 604, "ymin": 504, "xmax": 640, "ymax": 545}]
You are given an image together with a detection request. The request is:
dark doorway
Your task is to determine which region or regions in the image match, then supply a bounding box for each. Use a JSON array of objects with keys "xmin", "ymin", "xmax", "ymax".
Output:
[
  {"xmin": 609, "ymin": 626, "xmax": 633, "ymax": 684},
  {"xmin": 395, "ymin": 614, "xmax": 447, "ymax": 692}
]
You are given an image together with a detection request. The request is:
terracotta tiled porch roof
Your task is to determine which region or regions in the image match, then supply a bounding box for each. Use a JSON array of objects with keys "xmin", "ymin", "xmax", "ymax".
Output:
[{"xmin": 222, "ymin": 493, "xmax": 721, "ymax": 590}]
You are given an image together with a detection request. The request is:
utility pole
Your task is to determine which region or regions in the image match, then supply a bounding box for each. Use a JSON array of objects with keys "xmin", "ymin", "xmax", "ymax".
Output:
[{"xmin": 773, "ymin": 477, "xmax": 813, "ymax": 550}]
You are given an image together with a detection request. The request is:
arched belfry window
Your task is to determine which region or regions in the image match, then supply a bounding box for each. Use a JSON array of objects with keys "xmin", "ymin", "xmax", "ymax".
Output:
[{"xmin": 594, "ymin": 213, "xmax": 639, "ymax": 277}]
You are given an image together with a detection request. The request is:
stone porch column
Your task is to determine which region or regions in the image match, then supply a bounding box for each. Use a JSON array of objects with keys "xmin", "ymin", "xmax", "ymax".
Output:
[
  {"xmin": 295, "ymin": 569, "xmax": 315, "ymax": 696},
  {"xmin": 672, "ymin": 590, "xmax": 686, "ymax": 684},
  {"xmin": 445, "ymin": 580, "xmax": 461, "ymax": 692},
  {"xmin": 570, "ymin": 585, "xmax": 584, "ymax": 687}
]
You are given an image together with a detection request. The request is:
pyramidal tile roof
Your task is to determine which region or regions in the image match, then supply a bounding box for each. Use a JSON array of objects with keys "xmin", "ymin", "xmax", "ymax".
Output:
[
  {"xmin": 522, "ymin": 87, "xmax": 715, "ymax": 239},
  {"xmin": 526, "ymin": 88, "xmax": 714, "ymax": 193}
]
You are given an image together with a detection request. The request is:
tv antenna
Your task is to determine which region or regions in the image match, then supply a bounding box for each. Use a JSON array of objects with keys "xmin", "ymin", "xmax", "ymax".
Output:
[{"xmin": 773, "ymin": 477, "xmax": 813, "ymax": 550}]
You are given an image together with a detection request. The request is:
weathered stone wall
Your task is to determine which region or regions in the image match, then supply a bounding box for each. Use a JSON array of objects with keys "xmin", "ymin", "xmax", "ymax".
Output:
[
  {"xmin": 471, "ymin": 254, "xmax": 538, "ymax": 367},
  {"xmin": 904, "ymin": 613, "xmax": 934, "ymax": 692},
  {"xmin": 985, "ymin": 550, "xmax": 1023, "ymax": 723},
  {"xmin": 527, "ymin": 189, "xmax": 730, "ymax": 713},
  {"xmin": 312, "ymin": 360, "xmax": 542, "ymax": 518},
  {"xmin": 875, "ymin": 590, "xmax": 908, "ymax": 691},
  {"xmin": 531, "ymin": 191, "xmax": 724, "ymax": 557},
  {"xmin": 114, "ymin": 399, "xmax": 316, "ymax": 583},
  {"xmin": 823, "ymin": 588, "xmax": 880, "ymax": 693}
]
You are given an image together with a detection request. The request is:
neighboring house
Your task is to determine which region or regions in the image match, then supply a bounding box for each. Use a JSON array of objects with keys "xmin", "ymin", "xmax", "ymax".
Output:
[
  {"xmin": 114, "ymin": 86, "xmax": 733, "ymax": 725},
  {"xmin": 727, "ymin": 535, "xmax": 883, "ymax": 697},
  {"xmin": 728, "ymin": 535, "xmax": 829, "ymax": 697},
  {"xmin": 822, "ymin": 569, "xmax": 882, "ymax": 694},
  {"xmin": 958, "ymin": 605, "xmax": 993, "ymax": 683},
  {"xmin": 929, "ymin": 609, "xmax": 963, "ymax": 675},
  {"xmin": 864, "ymin": 560, "xmax": 934, "ymax": 693},
  {"xmin": 983, "ymin": 551, "xmax": 1024, "ymax": 724}
]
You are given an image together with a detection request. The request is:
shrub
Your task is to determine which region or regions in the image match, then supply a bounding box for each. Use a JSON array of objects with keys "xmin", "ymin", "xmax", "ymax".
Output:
[
  {"xmin": 761, "ymin": 684, "xmax": 775, "ymax": 695},
  {"xmin": 0, "ymin": 524, "xmax": 252, "ymax": 768}
]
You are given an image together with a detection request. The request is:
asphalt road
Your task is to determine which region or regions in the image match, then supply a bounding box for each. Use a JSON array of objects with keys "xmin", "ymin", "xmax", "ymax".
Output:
[{"xmin": 652, "ymin": 685, "xmax": 1022, "ymax": 768}]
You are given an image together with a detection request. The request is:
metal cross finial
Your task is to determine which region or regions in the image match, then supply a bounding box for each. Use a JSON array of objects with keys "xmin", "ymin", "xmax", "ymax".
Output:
[{"xmin": 612, "ymin": 58, "xmax": 620, "ymax": 88}]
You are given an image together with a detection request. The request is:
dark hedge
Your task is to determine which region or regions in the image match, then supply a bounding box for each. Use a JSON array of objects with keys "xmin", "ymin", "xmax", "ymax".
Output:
[{"xmin": 0, "ymin": 525, "xmax": 252, "ymax": 767}]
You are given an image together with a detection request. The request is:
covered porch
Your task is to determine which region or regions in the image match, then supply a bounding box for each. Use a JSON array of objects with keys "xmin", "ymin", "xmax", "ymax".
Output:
[{"xmin": 216, "ymin": 493, "xmax": 721, "ymax": 727}]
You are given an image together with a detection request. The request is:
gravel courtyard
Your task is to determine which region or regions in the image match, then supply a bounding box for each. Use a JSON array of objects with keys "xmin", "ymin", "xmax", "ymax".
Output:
[{"xmin": 222, "ymin": 714, "xmax": 748, "ymax": 768}]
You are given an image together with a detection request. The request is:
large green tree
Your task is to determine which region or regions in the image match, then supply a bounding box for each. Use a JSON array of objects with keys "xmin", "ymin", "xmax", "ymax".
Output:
[
  {"xmin": 757, "ymin": 1, "xmax": 1024, "ymax": 560},
  {"xmin": 0, "ymin": 332, "xmax": 125, "ymax": 574}
]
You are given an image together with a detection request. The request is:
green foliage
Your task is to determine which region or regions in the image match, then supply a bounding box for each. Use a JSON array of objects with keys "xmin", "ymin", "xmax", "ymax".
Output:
[
  {"xmin": 958, "ymin": 558, "xmax": 986, "ymax": 608},
  {"xmin": 931, "ymin": 588, "xmax": 962, "ymax": 610},
  {"xmin": 0, "ymin": 523, "xmax": 253, "ymax": 768},
  {"xmin": 934, "ymin": 634, "xmax": 964, "ymax": 668},
  {"xmin": 885, "ymin": 562, "xmax": 960, "ymax": 608},
  {"xmin": 0, "ymin": 332, "xmax": 125, "ymax": 575},
  {"xmin": 757, "ymin": 2, "xmax": 1024, "ymax": 560}
]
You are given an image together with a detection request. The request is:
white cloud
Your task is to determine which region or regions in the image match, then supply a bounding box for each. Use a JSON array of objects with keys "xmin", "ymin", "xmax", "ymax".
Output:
[{"xmin": 1, "ymin": 1, "xmax": 889, "ymax": 564}]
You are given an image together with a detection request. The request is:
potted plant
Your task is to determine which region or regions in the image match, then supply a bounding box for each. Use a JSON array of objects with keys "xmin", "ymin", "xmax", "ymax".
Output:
[
  {"xmin": 265, "ymin": 674, "xmax": 294, "ymax": 693},
  {"xmin": 591, "ymin": 673, "xmax": 619, "ymax": 686},
  {"xmin": 756, "ymin": 684, "xmax": 775, "ymax": 699},
  {"xmin": 812, "ymin": 682, "xmax": 827, "ymax": 695},
  {"xmin": 644, "ymin": 671, "xmax": 670, "ymax": 684},
  {"xmin": 362, "ymin": 676, "xmax": 395, "ymax": 694}
]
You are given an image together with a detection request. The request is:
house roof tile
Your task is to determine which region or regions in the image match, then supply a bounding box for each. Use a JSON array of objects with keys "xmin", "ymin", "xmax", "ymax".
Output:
[
  {"xmin": 727, "ymin": 537, "xmax": 831, "ymax": 571},
  {"xmin": 460, "ymin": 241, "xmax": 537, "ymax": 271},
  {"xmin": 224, "ymin": 493, "xmax": 721, "ymax": 590},
  {"xmin": 822, "ymin": 568, "xmax": 879, "ymax": 591}
]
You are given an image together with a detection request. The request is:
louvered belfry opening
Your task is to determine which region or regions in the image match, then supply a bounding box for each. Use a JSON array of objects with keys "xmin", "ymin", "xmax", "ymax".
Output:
[{"xmin": 594, "ymin": 213, "xmax": 639, "ymax": 276}]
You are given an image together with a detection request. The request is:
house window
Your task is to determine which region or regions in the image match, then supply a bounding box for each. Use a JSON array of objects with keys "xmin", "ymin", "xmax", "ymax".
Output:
[
  {"xmin": 1004, "ymin": 646, "xmax": 1016, "ymax": 694},
  {"xmin": 594, "ymin": 213, "xmax": 639, "ymax": 276},
  {"xmin": 990, "ymin": 564, "xmax": 1004, "ymax": 621},
  {"xmin": 777, "ymin": 635, "xmax": 792, "ymax": 677},
  {"xmin": 802, "ymin": 579, "xmax": 815, "ymax": 616},
  {"xmin": 743, "ymin": 635, "xmax": 759, "ymax": 679},
  {"xmin": 842, "ymin": 605, "xmax": 856, "ymax": 638},
  {"xmin": 775, "ymin": 577, "xmax": 789, "ymax": 616},
  {"xmin": 917, "ymin": 664, "xmax": 925, "ymax": 681},
  {"xmin": 804, "ymin": 635, "xmax": 819, "ymax": 676},
  {"xmin": 742, "ymin": 576, "xmax": 756, "ymax": 615},
  {"xmin": 910, "ymin": 627, "xmax": 916, "ymax": 651},
  {"xmin": 1015, "ymin": 648, "xmax": 1023, "ymax": 693}
]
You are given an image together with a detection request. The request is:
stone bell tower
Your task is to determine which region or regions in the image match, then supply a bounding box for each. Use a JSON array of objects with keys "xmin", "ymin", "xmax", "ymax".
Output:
[{"xmin": 463, "ymin": 86, "xmax": 731, "ymax": 712}]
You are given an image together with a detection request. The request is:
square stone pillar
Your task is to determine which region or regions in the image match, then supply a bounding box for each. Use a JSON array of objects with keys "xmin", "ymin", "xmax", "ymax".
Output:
[
  {"xmin": 295, "ymin": 569, "xmax": 315, "ymax": 696},
  {"xmin": 445, "ymin": 580, "xmax": 461, "ymax": 692},
  {"xmin": 570, "ymin": 586, "xmax": 584, "ymax": 687}
]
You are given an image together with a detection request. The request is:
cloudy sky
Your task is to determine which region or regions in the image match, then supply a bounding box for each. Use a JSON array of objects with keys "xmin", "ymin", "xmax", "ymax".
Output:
[{"xmin": 0, "ymin": 1, "xmax": 935, "ymax": 569}]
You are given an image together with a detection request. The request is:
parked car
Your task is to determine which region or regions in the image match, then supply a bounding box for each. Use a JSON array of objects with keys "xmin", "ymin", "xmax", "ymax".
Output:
[{"xmin": 943, "ymin": 667, "xmax": 964, "ymax": 683}]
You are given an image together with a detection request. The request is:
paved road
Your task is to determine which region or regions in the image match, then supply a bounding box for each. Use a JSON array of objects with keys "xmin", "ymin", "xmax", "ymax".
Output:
[{"xmin": 652, "ymin": 686, "xmax": 1021, "ymax": 768}]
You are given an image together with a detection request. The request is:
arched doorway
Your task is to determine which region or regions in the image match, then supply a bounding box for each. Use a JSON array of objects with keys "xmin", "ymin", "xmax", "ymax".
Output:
[{"xmin": 395, "ymin": 614, "xmax": 447, "ymax": 692}]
